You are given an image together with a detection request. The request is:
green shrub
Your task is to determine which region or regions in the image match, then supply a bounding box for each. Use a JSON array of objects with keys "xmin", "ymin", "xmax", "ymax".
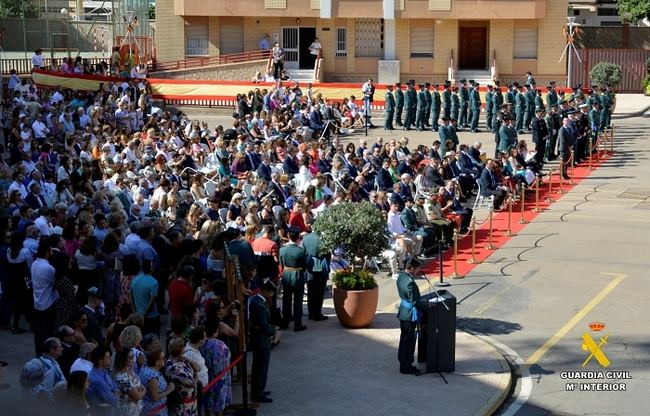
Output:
[
  {"xmin": 589, "ymin": 62, "xmax": 622, "ymax": 88},
  {"xmin": 312, "ymin": 200, "xmax": 389, "ymax": 272},
  {"xmin": 331, "ymin": 269, "xmax": 377, "ymax": 291}
]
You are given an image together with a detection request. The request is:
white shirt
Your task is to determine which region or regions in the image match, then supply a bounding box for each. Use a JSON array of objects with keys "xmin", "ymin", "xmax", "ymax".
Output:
[
  {"xmin": 32, "ymin": 53, "xmax": 44, "ymax": 68},
  {"xmin": 387, "ymin": 210, "xmax": 407, "ymax": 235},
  {"xmin": 8, "ymin": 180, "xmax": 27, "ymax": 199},
  {"xmin": 51, "ymin": 91, "xmax": 64, "ymax": 104},
  {"xmin": 31, "ymin": 258, "xmax": 58, "ymax": 311},
  {"xmin": 70, "ymin": 358, "xmax": 93, "ymax": 374},
  {"xmin": 32, "ymin": 120, "xmax": 49, "ymax": 138},
  {"xmin": 183, "ymin": 344, "xmax": 209, "ymax": 385},
  {"xmin": 34, "ymin": 215, "xmax": 52, "ymax": 236}
]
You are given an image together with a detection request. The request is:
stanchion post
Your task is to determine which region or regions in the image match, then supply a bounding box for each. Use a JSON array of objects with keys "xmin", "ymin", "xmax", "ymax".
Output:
[
  {"xmin": 435, "ymin": 241, "xmax": 450, "ymax": 287},
  {"xmin": 557, "ymin": 157, "xmax": 565, "ymax": 194},
  {"xmin": 588, "ymin": 135, "xmax": 593, "ymax": 170},
  {"xmin": 506, "ymin": 195, "xmax": 517, "ymax": 236},
  {"xmin": 532, "ymin": 174, "xmax": 542, "ymax": 212},
  {"xmin": 449, "ymin": 228, "xmax": 464, "ymax": 279},
  {"xmin": 569, "ymin": 149, "xmax": 575, "ymax": 185},
  {"xmin": 518, "ymin": 185, "xmax": 528, "ymax": 224},
  {"xmin": 609, "ymin": 127, "xmax": 614, "ymax": 153},
  {"xmin": 545, "ymin": 168, "xmax": 555, "ymax": 202},
  {"xmin": 467, "ymin": 217, "xmax": 480, "ymax": 264},
  {"xmin": 486, "ymin": 209, "xmax": 496, "ymax": 250}
]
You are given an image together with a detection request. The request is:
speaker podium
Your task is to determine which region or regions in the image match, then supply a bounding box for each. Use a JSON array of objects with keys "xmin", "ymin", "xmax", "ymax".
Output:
[{"xmin": 417, "ymin": 290, "xmax": 457, "ymax": 373}]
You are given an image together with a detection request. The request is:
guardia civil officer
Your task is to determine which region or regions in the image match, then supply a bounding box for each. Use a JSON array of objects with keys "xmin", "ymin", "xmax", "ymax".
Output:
[{"xmin": 396, "ymin": 257, "xmax": 424, "ymax": 375}]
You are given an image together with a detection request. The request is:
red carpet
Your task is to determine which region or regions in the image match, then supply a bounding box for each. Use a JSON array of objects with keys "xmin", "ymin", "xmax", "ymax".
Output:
[{"xmin": 421, "ymin": 151, "xmax": 614, "ymax": 278}]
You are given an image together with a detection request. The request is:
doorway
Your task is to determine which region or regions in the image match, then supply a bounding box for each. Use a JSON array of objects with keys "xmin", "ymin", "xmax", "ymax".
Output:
[
  {"xmin": 299, "ymin": 27, "xmax": 317, "ymax": 69},
  {"xmin": 458, "ymin": 26, "xmax": 488, "ymax": 70}
]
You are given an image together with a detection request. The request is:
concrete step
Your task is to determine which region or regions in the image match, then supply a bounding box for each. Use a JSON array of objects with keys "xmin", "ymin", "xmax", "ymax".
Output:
[
  {"xmin": 286, "ymin": 69, "xmax": 315, "ymax": 82},
  {"xmin": 456, "ymin": 71, "xmax": 493, "ymax": 85}
]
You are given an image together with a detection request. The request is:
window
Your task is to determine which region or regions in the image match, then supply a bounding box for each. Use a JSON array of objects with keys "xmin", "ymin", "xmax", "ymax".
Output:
[
  {"xmin": 513, "ymin": 28, "xmax": 538, "ymax": 59},
  {"xmin": 186, "ymin": 37, "xmax": 208, "ymax": 56},
  {"xmin": 597, "ymin": 7, "xmax": 618, "ymax": 16},
  {"xmin": 219, "ymin": 25, "xmax": 244, "ymax": 54},
  {"xmin": 573, "ymin": 9, "xmax": 580, "ymax": 16},
  {"xmin": 355, "ymin": 18, "xmax": 383, "ymax": 58},
  {"xmin": 185, "ymin": 18, "xmax": 209, "ymax": 56},
  {"xmin": 336, "ymin": 28, "xmax": 347, "ymax": 57},
  {"xmin": 410, "ymin": 26, "xmax": 434, "ymax": 58}
]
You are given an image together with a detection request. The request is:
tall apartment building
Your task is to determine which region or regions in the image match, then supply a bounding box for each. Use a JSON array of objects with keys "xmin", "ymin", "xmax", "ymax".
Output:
[
  {"xmin": 156, "ymin": 0, "xmax": 568, "ymax": 83},
  {"xmin": 569, "ymin": 0, "xmax": 650, "ymax": 27}
]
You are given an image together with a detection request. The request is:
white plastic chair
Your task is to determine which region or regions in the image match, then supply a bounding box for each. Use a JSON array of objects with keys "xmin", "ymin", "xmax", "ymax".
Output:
[{"xmin": 218, "ymin": 208, "xmax": 228, "ymax": 224}]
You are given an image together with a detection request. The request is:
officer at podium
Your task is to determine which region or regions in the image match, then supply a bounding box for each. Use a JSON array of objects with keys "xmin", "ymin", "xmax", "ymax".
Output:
[{"xmin": 396, "ymin": 257, "xmax": 424, "ymax": 375}]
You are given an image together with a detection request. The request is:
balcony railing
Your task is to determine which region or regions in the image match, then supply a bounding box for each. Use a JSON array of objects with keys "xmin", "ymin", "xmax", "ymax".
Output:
[{"xmin": 152, "ymin": 49, "xmax": 271, "ymax": 72}]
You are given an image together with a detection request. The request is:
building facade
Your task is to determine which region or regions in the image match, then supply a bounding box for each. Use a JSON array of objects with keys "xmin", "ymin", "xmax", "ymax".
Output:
[
  {"xmin": 569, "ymin": 0, "xmax": 650, "ymax": 27},
  {"xmin": 156, "ymin": 0, "xmax": 568, "ymax": 84}
]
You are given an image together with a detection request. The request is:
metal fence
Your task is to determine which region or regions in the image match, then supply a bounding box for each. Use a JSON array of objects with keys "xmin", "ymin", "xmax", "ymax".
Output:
[{"xmin": 570, "ymin": 48, "xmax": 650, "ymax": 93}]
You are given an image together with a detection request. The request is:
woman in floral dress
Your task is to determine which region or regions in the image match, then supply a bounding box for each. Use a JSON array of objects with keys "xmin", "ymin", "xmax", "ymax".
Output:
[
  {"xmin": 113, "ymin": 347, "xmax": 145, "ymax": 416},
  {"xmin": 164, "ymin": 338, "xmax": 198, "ymax": 416},
  {"xmin": 199, "ymin": 321, "xmax": 232, "ymax": 416},
  {"xmin": 139, "ymin": 349, "xmax": 176, "ymax": 416}
]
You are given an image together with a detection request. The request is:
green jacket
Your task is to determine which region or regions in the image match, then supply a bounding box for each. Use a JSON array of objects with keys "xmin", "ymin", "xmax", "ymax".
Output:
[
  {"xmin": 395, "ymin": 88, "xmax": 404, "ymax": 107},
  {"xmin": 546, "ymin": 90, "xmax": 557, "ymax": 108},
  {"xmin": 417, "ymin": 90, "xmax": 427, "ymax": 108},
  {"xmin": 438, "ymin": 124, "xmax": 451, "ymax": 143},
  {"xmin": 442, "ymin": 90, "xmax": 452, "ymax": 108},
  {"xmin": 396, "ymin": 271, "xmax": 422, "ymax": 322},
  {"xmin": 385, "ymin": 91, "xmax": 395, "ymax": 111},
  {"xmin": 399, "ymin": 207, "xmax": 419, "ymax": 233},
  {"xmin": 460, "ymin": 87, "xmax": 469, "ymax": 104},
  {"xmin": 485, "ymin": 91, "xmax": 494, "ymax": 112},
  {"xmin": 279, "ymin": 243, "xmax": 307, "ymax": 286},
  {"xmin": 404, "ymin": 87, "xmax": 413, "ymax": 107},
  {"xmin": 498, "ymin": 125, "xmax": 515, "ymax": 153},
  {"xmin": 432, "ymin": 91, "xmax": 441, "ymax": 110},
  {"xmin": 249, "ymin": 294, "xmax": 276, "ymax": 350},
  {"xmin": 470, "ymin": 89, "xmax": 481, "ymax": 110},
  {"xmin": 515, "ymin": 92, "xmax": 526, "ymax": 112},
  {"xmin": 302, "ymin": 232, "xmax": 329, "ymax": 273}
]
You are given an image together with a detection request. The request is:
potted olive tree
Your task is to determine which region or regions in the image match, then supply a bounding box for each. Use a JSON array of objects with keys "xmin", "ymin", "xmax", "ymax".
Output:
[{"xmin": 312, "ymin": 201, "xmax": 388, "ymax": 328}]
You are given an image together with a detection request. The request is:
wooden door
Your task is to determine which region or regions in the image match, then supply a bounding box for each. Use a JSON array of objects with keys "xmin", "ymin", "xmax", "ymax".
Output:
[{"xmin": 458, "ymin": 27, "xmax": 487, "ymax": 70}]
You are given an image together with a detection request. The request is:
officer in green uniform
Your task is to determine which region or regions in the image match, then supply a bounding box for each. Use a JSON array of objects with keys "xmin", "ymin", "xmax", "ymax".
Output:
[
  {"xmin": 438, "ymin": 117, "xmax": 452, "ymax": 151},
  {"xmin": 416, "ymin": 84, "xmax": 427, "ymax": 131},
  {"xmin": 279, "ymin": 227, "xmax": 308, "ymax": 331},
  {"xmin": 485, "ymin": 84, "xmax": 494, "ymax": 132},
  {"xmin": 459, "ymin": 79, "xmax": 470, "ymax": 128},
  {"xmin": 525, "ymin": 84, "xmax": 536, "ymax": 130},
  {"xmin": 449, "ymin": 118, "xmax": 460, "ymax": 151},
  {"xmin": 403, "ymin": 82, "xmax": 414, "ymax": 130},
  {"xmin": 408, "ymin": 81, "xmax": 418, "ymax": 129},
  {"xmin": 534, "ymin": 89, "xmax": 545, "ymax": 112},
  {"xmin": 546, "ymin": 83, "xmax": 557, "ymax": 108},
  {"xmin": 431, "ymin": 83, "xmax": 441, "ymax": 132},
  {"xmin": 506, "ymin": 84, "xmax": 515, "ymax": 106},
  {"xmin": 492, "ymin": 82, "xmax": 503, "ymax": 133},
  {"xmin": 470, "ymin": 82, "xmax": 481, "ymax": 132},
  {"xmin": 226, "ymin": 228, "xmax": 257, "ymax": 283},
  {"xmin": 600, "ymin": 85, "xmax": 612, "ymax": 130},
  {"xmin": 302, "ymin": 231, "xmax": 329, "ymax": 321},
  {"xmin": 589, "ymin": 101, "xmax": 601, "ymax": 136},
  {"xmin": 394, "ymin": 82, "xmax": 404, "ymax": 127},
  {"xmin": 514, "ymin": 83, "xmax": 526, "ymax": 134},
  {"xmin": 396, "ymin": 257, "xmax": 424, "ymax": 375},
  {"xmin": 384, "ymin": 84, "xmax": 395, "ymax": 131},
  {"xmin": 545, "ymin": 103, "xmax": 561, "ymax": 160},
  {"xmin": 451, "ymin": 87, "xmax": 460, "ymax": 125},
  {"xmin": 442, "ymin": 82, "xmax": 452, "ymax": 120},
  {"xmin": 249, "ymin": 278, "xmax": 278, "ymax": 403},
  {"xmin": 424, "ymin": 82, "xmax": 433, "ymax": 128},
  {"xmin": 498, "ymin": 116, "xmax": 517, "ymax": 154}
]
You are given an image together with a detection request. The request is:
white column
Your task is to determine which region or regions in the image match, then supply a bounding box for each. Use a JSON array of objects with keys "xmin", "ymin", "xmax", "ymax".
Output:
[{"xmin": 383, "ymin": 0, "xmax": 396, "ymax": 60}]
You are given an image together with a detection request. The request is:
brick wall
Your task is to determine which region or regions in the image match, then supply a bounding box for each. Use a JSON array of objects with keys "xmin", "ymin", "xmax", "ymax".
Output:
[
  {"xmin": 155, "ymin": 0, "xmax": 185, "ymax": 62},
  {"xmin": 243, "ymin": 17, "xmax": 281, "ymax": 52},
  {"xmin": 153, "ymin": 60, "xmax": 268, "ymax": 81},
  {"xmin": 537, "ymin": 0, "xmax": 568, "ymax": 76},
  {"xmin": 434, "ymin": 19, "xmax": 457, "ymax": 74},
  {"xmin": 490, "ymin": 20, "xmax": 514, "ymax": 75},
  {"xmin": 209, "ymin": 17, "xmax": 220, "ymax": 56},
  {"xmin": 395, "ymin": 19, "xmax": 410, "ymax": 74},
  {"xmin": 347, "ymin": 19, "xmax": 356, "ymax": 73}
]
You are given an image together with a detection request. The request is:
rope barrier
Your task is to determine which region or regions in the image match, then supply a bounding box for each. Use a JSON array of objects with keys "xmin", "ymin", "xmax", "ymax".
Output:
[
  {"xmin": 545, "ymin": 167, "xmax": 556, "ymax": 202},
  {"xmin": 202, "ymin": 353, "xmax": 244, "ymax": 394}
]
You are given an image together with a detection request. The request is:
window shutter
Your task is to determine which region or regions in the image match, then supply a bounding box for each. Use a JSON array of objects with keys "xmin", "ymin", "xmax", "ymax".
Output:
[
  {"xmin": 220, "ymin": 25, "xmax": 244, "ymax": 54},
  {"xmin": 513, "ymin": 28, "xmax": 538, "ymax": 59},
  {"xmin": 410, "ymin": 26, "xmax": 434, "ymax": 58}
]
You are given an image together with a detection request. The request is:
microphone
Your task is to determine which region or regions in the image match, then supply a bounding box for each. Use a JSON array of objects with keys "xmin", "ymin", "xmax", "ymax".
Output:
[{"xmin": 421, "ymin": 273, "xmax": 450, "ymax": 311}]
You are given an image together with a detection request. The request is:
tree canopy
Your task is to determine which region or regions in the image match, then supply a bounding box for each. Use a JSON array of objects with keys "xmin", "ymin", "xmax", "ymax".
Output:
[
  {"xmin": 618, "ymin": 0, "xmax": 650, "ymax": 23},
  {"xmin": 0, "ymin": 0, "xmax": 40, "ymax": 18}
]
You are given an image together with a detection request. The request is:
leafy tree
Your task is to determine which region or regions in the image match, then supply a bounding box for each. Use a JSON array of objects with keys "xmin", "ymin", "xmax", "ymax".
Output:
[
  {"xmin": 148, "ymin": 4, "xmax": 155, "ymax": 20},
  {"xmin": 0, "ymin": 0, "xmax": 40, "ymax": 18},
  {"xmin": 589, "ymin": 62, "xmax": 622, "ymax": 88},
  {"xmin": 618, "ymin": 0, "xmax": 650, "ymax": 23},
  {"xmin": 312, "ymin": 201, "xmax": 388, "ymax": 273}
]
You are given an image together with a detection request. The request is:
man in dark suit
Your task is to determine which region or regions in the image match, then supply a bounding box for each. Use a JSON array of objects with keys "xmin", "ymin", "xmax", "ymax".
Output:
[
  {"xmin": 531, "ymin": 107, "xmax": 549, "ymax": 166},
  {"xmin": 376, "ymin": 158, "xmax": 394, "ymax": 191},
  {"xmin": 283, "ymin": 151, "xmax": 299, "ymax": 175},
  {"xmin": 309, "ymin": 104, "xmax": 325, "ymax": 133},
  {"xmin": 257, "ymin": 156, "xmax": 272, "ymax": 181},
  {"xmin": 478, "ymin": 159, "xmax": 508, "ymax": 210},
  {"xmin": 25, "ymin": 182, "xmax": 48, "ymax": 210},
  {"xmin": 557, "ymin": 117, "xmax": 572, "ymax": 179},
  {"xmin": 245, "ymin": 144, "xmax": 262, "ymax": 171},
  {"xmin": 269, "ymin": 172, "xmax": 287, "ymax": 205},
  {"xmin": 396, "ymin": 257, "xmax": 424, "ymax": 374},
  {"xmin": 250, "ymin": 279, "xmax": 278, "ymax": 403},
  {"xmin": 302, "ymin": 231, "xmax": 329, "ymax": 321}
]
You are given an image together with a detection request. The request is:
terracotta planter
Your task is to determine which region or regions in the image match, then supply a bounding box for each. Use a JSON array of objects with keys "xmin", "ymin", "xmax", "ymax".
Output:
[{"xmin": 332, "ymin": 286, "xmax": 379, "ymax": 328}]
